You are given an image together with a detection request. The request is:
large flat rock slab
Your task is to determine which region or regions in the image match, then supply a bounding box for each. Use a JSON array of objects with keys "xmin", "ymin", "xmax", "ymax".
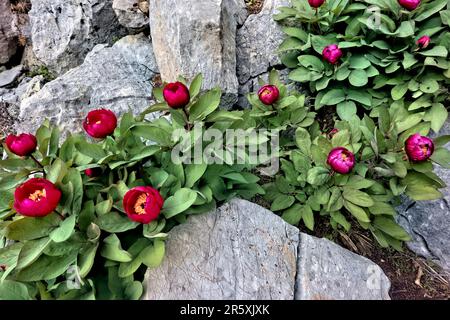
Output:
[
  {"xmin": 17, "ymin": 34, "xmax": 159, "ymax": 135},
  {"xmin": 149, "ymin": 0, "xmax": 247, "ymax": 108},
  {"xmin": 144, "ymin": 199, "xmax": 391, "ymax": 300},
  {"xmin": 296, "ymin": 233, "xmax": 391, "ymax": 300},
  {"xmin": 144, "ymin": 199, "xmax": 299, "ymax": 300}
]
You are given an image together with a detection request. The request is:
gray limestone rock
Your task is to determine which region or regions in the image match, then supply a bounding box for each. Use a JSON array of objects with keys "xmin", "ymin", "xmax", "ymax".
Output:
[
  {"xmin": 113, "ymin": 0, "xmax": 149, "ymax": 31},
  {"xmin": 0, "ymin": 65, "xmax": 23, "ymax": 88},
  {"xmin": 296, "ymin": 233, "xmax": 391, "ymax": 300},
  {"xmin": 144, "ymin": 199, "xmax": 391, "ymax": 300},
  {"xmin": 396, "ymin": 120, "xmax": 450, "ymax": 273},
  {"xmin": 29, "ymin": 0, "xmax": 127, "ymax": 75},
  {"xmin": 0, "ymin": 0, "xmax": 18, "ymax": 65},
  {"xmin": 17, "ymin": 34, "xmax": 159, "ymax": 135},
  {"xmin": 149, "ymin": 0, "xmax": 247, "ymax": 108},
  {"xmin": 236, "ymin": 0, "xmax": 289, "ymax": 85}
]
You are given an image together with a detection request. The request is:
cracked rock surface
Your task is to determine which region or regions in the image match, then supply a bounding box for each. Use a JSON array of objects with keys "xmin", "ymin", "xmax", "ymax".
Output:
[
  {"xmin": 397, "ymin": 121, "xmax": 450, "ymax": 272},
  {"xmin": 144, "ymin": 199, "xmax": 391, "ymax": 300},
  {"xmin": 17, "ymin": 34, "xmax": 159, "ymax": 135},
  {"xmin": 29, "ymin": 0, "xmax": 127, "ymax": 75}
]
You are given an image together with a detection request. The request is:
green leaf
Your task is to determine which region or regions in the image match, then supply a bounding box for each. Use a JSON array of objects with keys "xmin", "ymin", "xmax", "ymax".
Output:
[
  {"xmin": 78, "ymin": 243, "xmax": 98, "ymax": 278},
  {"xmin": 0, "ymin": 280, "xmax": 31, "ymax": 300},
  {"xmin": 417, "ymin": 46, "xmax": 448, "ymax": 57},
  {"xmin": 49, "ymin": 214, "xmax": 76, "ymax": 243},
  {"xmin": 140, "ymin": 240, "xmax": 165, "ymax": 268},
  {"xmin": 298, "ymin": 55, "xmax": 325, "ymax": 72},
  {"xmin": 320, "ymin": 89, "xmax": 346, "ymax": 106},
  {"xmin": 344, "ymin": 201, "xmax": 370, "ymax": 223},
  {"xmin": 349, "ymin": 54, "xmax": 371, "ymax": 69},
  {"xmin": 391, "ymin": 83, "xmax": 408, "ymax": 101},
  {"xmin": 16, "ymin": 252, "xmax": 77, "ymax": 281},
  {"xmin": 369, "ymin": 202, "xmax": 396, "ymax": 216},
  {"xmin": 402, "ymin": 52, "xmax": 418, "ymax": 69},
  {"xmin": 337, "ymin": 101, "xmax": 357, "ymax": 121},
  {"xmin": 424, "ymin": 103, "xmax": 448, "ymax": 133},
  {"xmin": 184, "ymin": 163, "xmax": 207, "ymax": 188},
  {"xmin": 330, "ymin": 211, "xmax": 351, "ymax": 231},
  {"xmin": 162, "ymin": 188, "xmax": 198, "ymax": 218},
  {"xmin": 6, "ymin": 215, "xmax": 60, "ymax": 241},
  {"xmin": 307, "ymin": 167, "xmax": 330, "ymax": 186},
  {"xmin": 295, "ymin": 128, "xmax": 311, "ymax": 155},
  {"xmin": 415, "ymin": 0, "xmax": 448, "ymax": 21},
  {"xmin": 347, "ymin": 89, "xmax": 371, "ymax": 106},
  {"xmin": 342, "ymin": 187, "xmax": 374, "ymax": 207},
  {"xmin": 189, "ymin": 88, "xmax": 222, "ymax": 121},
  {"xmin": 189, "ymin": 74, "xmax": 203, "ymax": 98},
  {"xmin": 75, "ymin": 141, "xmax": 106, "ymax": 160},
  {"xmin": 282, "ymin": 204, "xmax": 302, "ymax": 225},
  {"xmin": 271, "ymin": 195, "xmax": 295, "ymax": 212},
  {"xmin": 96, "ymin": 212, "xmax": 140, "ymax": 233},
  {"xmin": 100, "ymin": 234, "xmax": 132, "ymax": 263},
  {"xmin": 96, "ymin": 198, "xmax": 113, "ymax": 216},
  {"xmin": 431, "ymin": 148, "xmax": 450, "ymax": 169},
  {"xmin": 301, "ymin": 205, "xmax": 314, "ymax": 231},
  {"xmin": 16, "ymin": 237, "xmax": 52, "ymax": 269},
  {"xmin": 349, "ymin": 69, "xmax": 368, "ymax": 87},
  {"xmin": 373, "ymin": 217, "xmax": 411, "ymax": 241}
]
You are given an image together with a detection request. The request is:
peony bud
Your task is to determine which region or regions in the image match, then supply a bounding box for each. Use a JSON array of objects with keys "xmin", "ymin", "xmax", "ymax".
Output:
[
  {"xmin": 83, "ymin": 109, "xmax": 117, "ymax": 139},
  {"xmin": 123, "ymin": 186, "xmax": 164, "ymax": 224},
  {"xmin": 405, "ymin": 134, "xmax": 434, "ymax": 162},
  {"xmin": 308, "ymin": 0, "xmax": 325, "ymax": 8},
  {"xmin": 5, "ymin": 133, "xmax": 37, "ymax": 157},
  {"xmin": 328, "ymin": 128, "xmax": 339, "ymax": 139},
  {"xmin": 258, "ymin": 85, "xmax": 280, "ymax": 105},
  {"xmin": 14, "ymin": 178, "xmax": 62, "ymax": 217},
  {"xmin": 85, "ymin": 168, "xmax": 101, "ymax": 177},
  {"xmin": 398, "ymin": 0, "xmax": 420, "ymax": 11},
  {"xmin": 322, "ymin": 44, "xmax": 342, "ymax": 65},
  {"xmin": 163, "ymin": 82, "xmax": 190, "ymax": 109},
  {"xmin": 416, "ymin": 35, "xmax": 431, "ymax": 49},
  {"xmin": 327, "ymin": 147, "xmax": 356, "ymax": 174}
]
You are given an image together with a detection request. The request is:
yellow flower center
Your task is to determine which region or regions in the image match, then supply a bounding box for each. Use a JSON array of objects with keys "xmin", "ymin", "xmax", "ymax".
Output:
[
  {"xmin": 95, "ymin": 120, "xmax": 102, "ymax": 124},
  {"xmin": 421, "ymin": 145, "xmax": 429, "ymax": 155},
  {"xmin": 261, "ymin": 89, "xmax": 271, "ymax": 97},
  {"xmin": 29, "ymin": 189, "xmax": 46, "ymax": 202},
  {"xmin": 134, "ymin": 194, "xmax": 148, "ymax": 215},
  {"xmin": 340, "ymin": 153, "xmax": 348, "ymax": 161}
]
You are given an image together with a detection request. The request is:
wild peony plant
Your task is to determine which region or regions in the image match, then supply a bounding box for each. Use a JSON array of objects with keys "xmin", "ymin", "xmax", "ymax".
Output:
[
  {"xmin": 246, "ymin": 70, "xmax": 450, "ymax": 250},
  {"xmin": 0, "ymin": 75, "xmax": 264, "ymax": 300},
  {"xmin": 275, "ymin": 0, "xmax": 450, "ymax": 127}
]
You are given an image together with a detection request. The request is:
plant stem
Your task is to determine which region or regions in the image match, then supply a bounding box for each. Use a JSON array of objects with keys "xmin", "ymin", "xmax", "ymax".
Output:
[
  {"xmin": 54, "ymin": 209, "xmax": 65, "ymax": 221},
  {"xmin": 30, "ymin": 154, "xmax": 46, "ymax": 178},
  {"xmin": 183, "ymin": 107, "xmax": 193, "ymax": 131}
]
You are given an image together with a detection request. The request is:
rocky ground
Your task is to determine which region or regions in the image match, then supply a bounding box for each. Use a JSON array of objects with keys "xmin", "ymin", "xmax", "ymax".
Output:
[{"xmin": 1, "ymin": 0, "xmax": 449, "ymax": 299}]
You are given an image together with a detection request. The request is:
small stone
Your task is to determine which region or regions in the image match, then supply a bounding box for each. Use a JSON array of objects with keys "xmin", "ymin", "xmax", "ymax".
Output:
[
  {"xmin": 0, "ymin": 0, "xmax": 18, "ymax": 65},
  {"xmin": 0, "ymin": 65, "xmax": 23, "ymax": 88},
  {"xmin": 113, "ymin": 0, "xmax": 149, "ymax": 30}
]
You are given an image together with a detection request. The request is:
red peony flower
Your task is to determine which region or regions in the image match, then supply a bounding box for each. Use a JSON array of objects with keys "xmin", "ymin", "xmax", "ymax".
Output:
[
  {"xmin": 322, "ymin": 44, "xmax": 342, "ymax": 65},
  {"xmin": 83, "ymin": 109, "xmax": 117, "ymax": 139},
  {"xmin": 163, "ymin": 82, "xmax": 190, "ymax": 109},
  {"xmin": 258, "ymin": 85, "xmax": 280, "ymax": 105},
  {"xmin": 405, "ymin": 134, "xmax": 434, "ymax": 162},
  {"xmin": 85, "ymin": 168, "xmax": 101, "ymax": 177},
  {"xmin": 327, "ymin": 147, "xmax": 356, "ymax": 174},
  {"xmin": 398, "ymin": 0, "xmax": 420, "ymax": 10},
  {"xmin": 416, "ymin": 35, "xmax": 431, "ymax": 49},
  {"xmin": 123, "ymin": 186, "xmax": 164, "ymax": 224},
  {"xmin": 5, "ymin": 133, "xmax": 37, "ymax": 157},
  {"xmin": 308, "ymin": 0, "xmax": 325, "ymax": 8},
  {"xmin": 14, "ymin": 178, "xmax": 62, "ymax": 217}
]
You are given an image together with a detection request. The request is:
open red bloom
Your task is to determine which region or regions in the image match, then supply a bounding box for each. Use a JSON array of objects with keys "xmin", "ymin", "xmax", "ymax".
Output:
[
  {"xmin": 308, "ymin": 0, "xmax": 325, "ymax": 8},
  {"xmin": 163, "ymin": 82, "xmax": 190, "ymax": 109},
  {"xmin": 322, "ymin": 44, "xmax": 342, "ymax": 64},
  {"xmin": 398, "ymin": 0, "xmax": 420, "ymax": 11},
  {"xmin": 405, "ymin": 134, "xmax": 434, "ymax": 162},
  {"xmin": 83, "ymin": 109, "xmax": 117, "ymax": 139},
  {"xmin": 123, "ymin": 186, "xmax": 164, "ymax": 224},
  {"xmin": 5, "ymin": 133, "xmax": 37, "ymax": 157},
  {"xmin": 327, "ymin": 147, "xmax": 355, "ymax": 174},
  {"xmin": 258, "ymin": 85, "xmax": 280, "ymax": 105},
  {"xmin": 14, "ymin": 178, "xmax": 62, "ymax": 217},
  {"xmin": 416, "ymin": 35, "xmax": 430, "ymax": 49}
]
